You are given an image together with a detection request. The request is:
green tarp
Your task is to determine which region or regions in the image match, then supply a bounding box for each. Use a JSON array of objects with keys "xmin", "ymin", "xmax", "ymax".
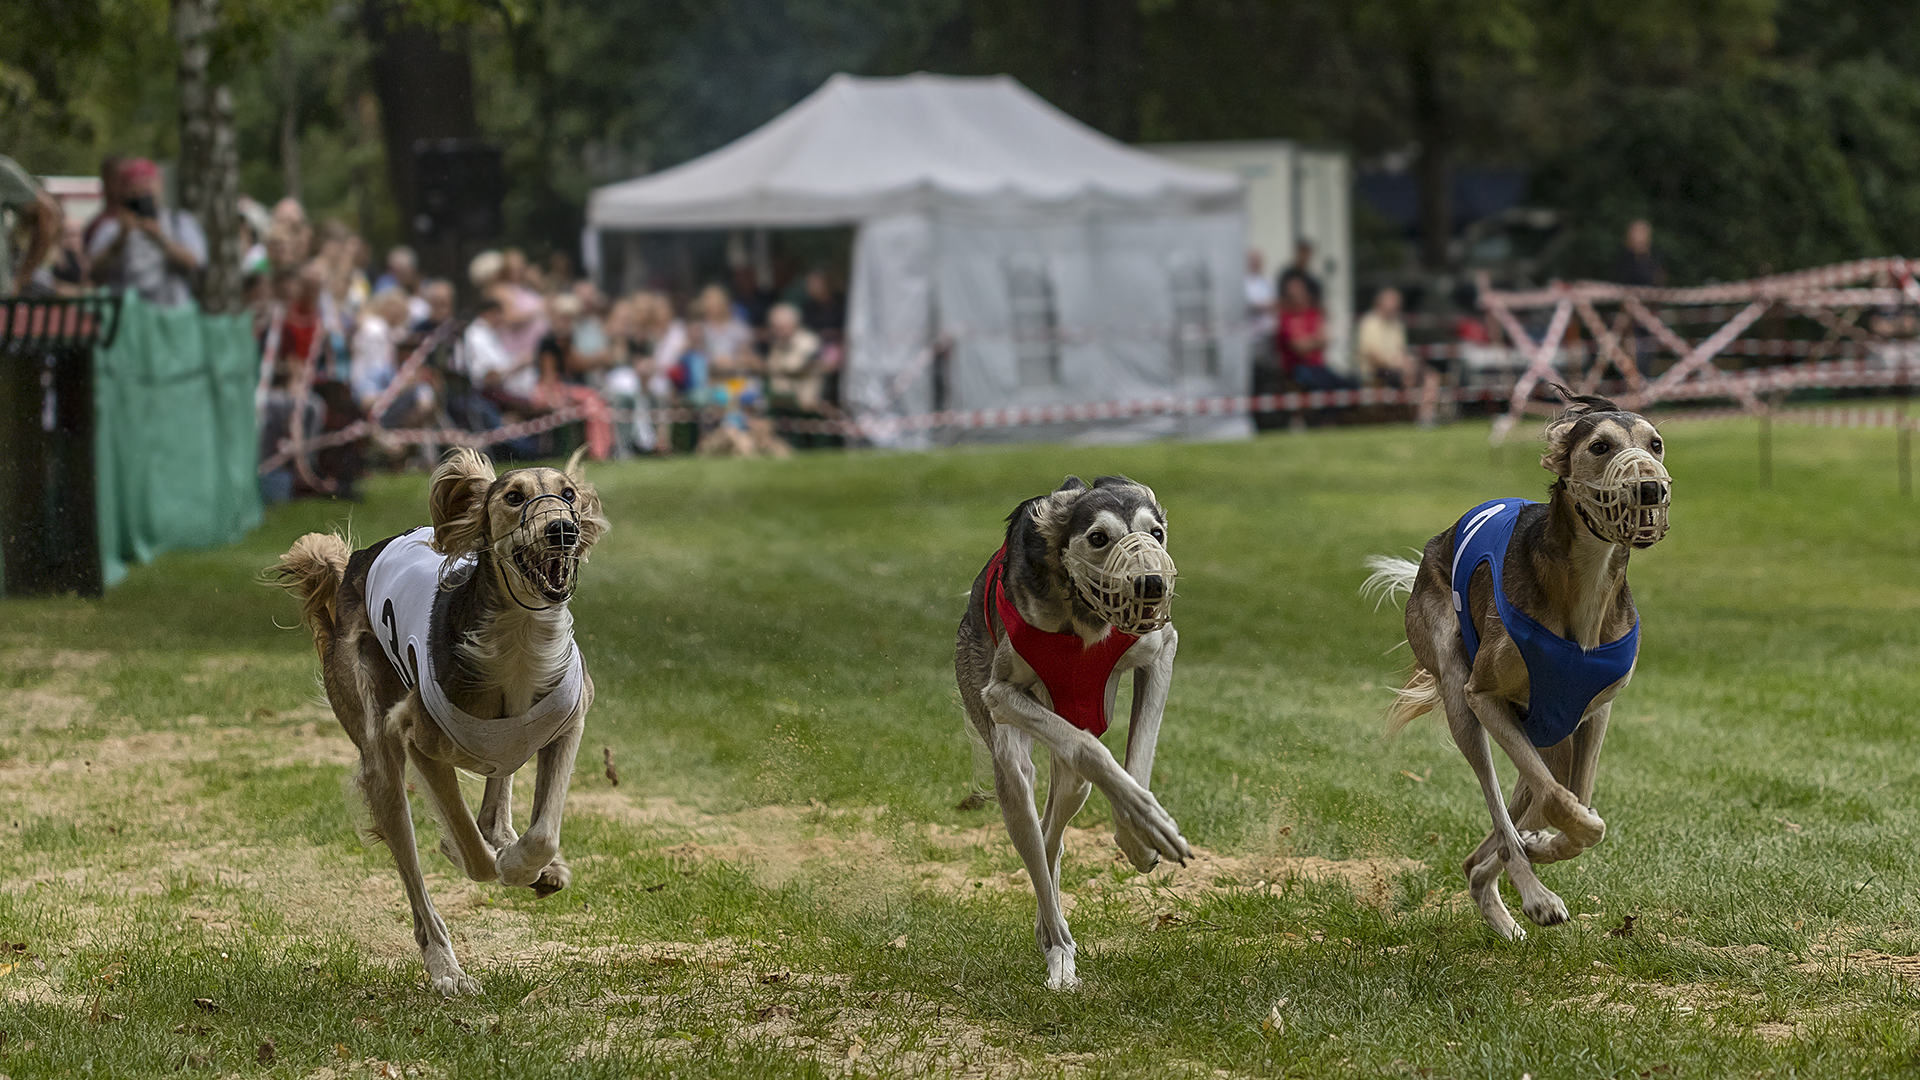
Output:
[{"xmin": 94, "ymin": 294, "xmax": 261, "ymax": 586}]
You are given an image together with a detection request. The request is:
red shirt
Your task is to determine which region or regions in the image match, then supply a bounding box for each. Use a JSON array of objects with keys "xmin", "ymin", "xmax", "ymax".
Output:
[
  {"xmin": 984, "ymin": 547, "xmax": 1138, "ymax": 736},
  {"xmin": 1277, "ymin": 306, "xmax": 1325, "ymax": 372}
]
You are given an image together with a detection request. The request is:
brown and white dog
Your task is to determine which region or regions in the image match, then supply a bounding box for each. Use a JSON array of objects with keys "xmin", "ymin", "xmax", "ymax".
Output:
[
  {"xmin": 1365, "ymin": 393, "xmax": 1671, "ymax": 940},
  {"xmin": 955, "ymin": 476, "xmax": 1192, "ymax": 990},
  {"xmin": 270, "ymin": 448, "xmax": 607, "ymax": 994}
]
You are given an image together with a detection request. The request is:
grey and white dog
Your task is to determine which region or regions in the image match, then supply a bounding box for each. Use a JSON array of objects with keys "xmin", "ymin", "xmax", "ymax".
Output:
[{"xmin": 955, "ymin": 475, "xmax": 1192, "ymax": 990}]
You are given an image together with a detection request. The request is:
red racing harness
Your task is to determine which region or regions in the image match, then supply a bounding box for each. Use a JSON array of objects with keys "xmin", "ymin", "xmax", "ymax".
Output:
[{"xmin": 984, "ymin": 546, "xmax": 1139, "ymax": 737}]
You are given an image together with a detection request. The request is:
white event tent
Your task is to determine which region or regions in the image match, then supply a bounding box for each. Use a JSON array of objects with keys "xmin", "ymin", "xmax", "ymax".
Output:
[{"xmin": 586, "ymin": 73, "xmax": 1251, "ymax": 445}]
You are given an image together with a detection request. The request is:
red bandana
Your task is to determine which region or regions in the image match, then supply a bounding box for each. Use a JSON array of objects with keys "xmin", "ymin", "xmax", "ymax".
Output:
[{"xmin": 984, "ymin": 546, "xmax": 1139, "ymax": 736}]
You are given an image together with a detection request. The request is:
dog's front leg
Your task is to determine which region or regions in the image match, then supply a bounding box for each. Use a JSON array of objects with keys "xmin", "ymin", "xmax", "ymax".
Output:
[
  {"xmin": 495, "ymin": 716, "xmax": 582, "ymax": 896},
  {"xmin": 1458, "ymin": 690, "xmax": 1572, "ymax": 930},
  {"xmin": 1114, "ymin": 631, "xmax": 1176, "ymax": 872},
  {"xmin": 370, "ymin": 702, "xmax": 479, "ymax": 995},
  {"xmin": 407, "ymin": 743, "xmax": 499, "ymax": 883},
  {"xmin": 1519, "ymin": 703, "xmax": 1613, "ymax": 865},
  {"xmin": 988, "ymin": 723, "xmax": 1079, "ymax": 990},
  {"xmin": 1467, "ymin": 688, "xmax": 1605, "ymax": 849},
  {"xmin": 983, "ymin": 680, "xmax": 1191, "ymax": 867}
]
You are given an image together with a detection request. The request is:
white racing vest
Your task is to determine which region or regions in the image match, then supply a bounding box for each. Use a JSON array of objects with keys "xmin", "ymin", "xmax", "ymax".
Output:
[{"xmin": 364, "ymin": 527, "xmax": 586, "ymax": 777}]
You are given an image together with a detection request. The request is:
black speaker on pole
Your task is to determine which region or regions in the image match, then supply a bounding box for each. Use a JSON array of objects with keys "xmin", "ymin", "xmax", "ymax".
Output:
[{"xmin": 412, "ymin": 139, "xmax": 503, "ymax": 242}]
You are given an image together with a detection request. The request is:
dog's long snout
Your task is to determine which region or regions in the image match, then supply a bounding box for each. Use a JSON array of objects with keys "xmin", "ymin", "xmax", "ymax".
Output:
[
  {"xmin": 1134, "ymin": 574, "xmax": 1165, "ymax": 601},
  {"xmin": 546, "ymin": 517, "xmax": 580, "ymax": 548},
  {"xmin": 1638, "ymin": 480, "xmax": 1668, "ymax": 506}
]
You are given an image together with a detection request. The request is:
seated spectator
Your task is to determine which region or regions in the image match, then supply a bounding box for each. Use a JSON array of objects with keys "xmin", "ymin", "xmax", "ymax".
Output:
[
  {"xmin": 801, "ymin": 269, "xmax": 846, "ymax": 342},
  {"xmin": 696, "ymin": 283, "xmax": 753, "ymax": 372},
  {"xmin": 471, "ymin": 248, "xmax": 546, "ymax": 366},
  {"xmin": 267, "ymin": 197, "xmax": 312, "ymax": 272},
  {"xmin": 1277, "ymin": 272, "xmax": 1356, "ymax": 427},
  {"xmin": 465, "ymin": 298, "xmax": 542, "ymax": 412},
  {"xmin": 765, "ymin": 302, "xmax": 824, "ymax": 411},
  {"xmin": 1355, "ymin": 286, "xmax": 1410, "ymax": 388},
  {"xmin": 87, "ymin": 158, "xmax": 205, "ymax": 307},
  {"xmin": 534, "ymin": 294, "xmax": 614, "ymax": 461},
  {"xmin": 81, "ymin": 156, "xmax": 123, "ymax": 252},
  {"xmin": 351, "ymin": 289, "xmax": 434, "ymax": 429}
]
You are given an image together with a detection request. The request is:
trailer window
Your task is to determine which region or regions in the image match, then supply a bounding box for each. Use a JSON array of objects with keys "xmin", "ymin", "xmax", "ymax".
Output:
[
  {"xmin": 1169, "ymin": 252, "xmax": 1217, "ymax": 378},
  {"xmin": 1004, "ymin": 255, "xmax": 1060, "ymax": 387}
]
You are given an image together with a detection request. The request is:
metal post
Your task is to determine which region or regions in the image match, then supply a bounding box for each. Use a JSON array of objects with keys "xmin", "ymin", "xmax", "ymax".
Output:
[
  {"xmin": 1900, "ymin": 416, "xmax": 1912, "ymax": 499},
  {"xmin": 1759, "ymin": 408, "xmax": 1773, "ymax": 492}
]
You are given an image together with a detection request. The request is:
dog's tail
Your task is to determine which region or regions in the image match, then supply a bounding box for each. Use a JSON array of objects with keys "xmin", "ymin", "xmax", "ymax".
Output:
[
  {"xmin": 267, "ymin": 532, "xmax": 351, "ymax": 656},
  {"xmin": 1362, "ymin": 553, "xmax": 1441, "ymax": 734},
  {"xmin": 1360, "ymin": 554, "xmax": 1419, "ymax": 611}
]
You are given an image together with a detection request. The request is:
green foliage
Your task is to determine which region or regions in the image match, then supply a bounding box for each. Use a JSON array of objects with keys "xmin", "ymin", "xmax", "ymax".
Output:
[{"xmin": 1540, "ymin": 58, "xmax": 1920, "ymax": 283}]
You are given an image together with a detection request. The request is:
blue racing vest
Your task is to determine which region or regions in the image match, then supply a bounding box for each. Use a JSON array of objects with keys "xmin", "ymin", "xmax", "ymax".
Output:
[{"xmin": 1450, "ymin": 500, "xmax": 1638, "ymax": 748}]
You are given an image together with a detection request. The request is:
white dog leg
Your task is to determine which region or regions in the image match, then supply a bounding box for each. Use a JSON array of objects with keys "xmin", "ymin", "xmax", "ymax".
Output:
[
  {"xmin": 495, "ymin": 720, "xmax": 582, "ymax": 894},
  {"xmin": 1040, "ymin": 758, "xmax": 1092, "ymax": 901},
  {"xmin": 408, "ymin": 744, "xmax": 498, "ymax": 883},
  {"xmin": 1469, "ymin": 691, "xmax": 1605, "ymax": 850},
  {"xmin": 1449, "ymin": 719, "xmax": 1530, "ymax": 941},
  {"xmin": 1114, "ymin": 633, "xmax": 1176, "ymax": 872},
  {"xmin": 990, "ymin": 725, "xmax": 1079, "ymax": 991},
  {"xmin": 477, "ymin": 776, "xmax": 518, "ymax": 852}
]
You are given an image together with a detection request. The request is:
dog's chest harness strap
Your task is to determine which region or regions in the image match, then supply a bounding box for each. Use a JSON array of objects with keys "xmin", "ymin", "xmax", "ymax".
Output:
[
  {"xmin": 984, "ymin": 546, "xmax": 1138, "ymax": 737},
  {"xmin": 1449, "ymin": 500, "xmax": 1639, "ymax": 749},
  {"xmin": 366, "ymin": 528, "xmax": 585, "ymax": 777}
]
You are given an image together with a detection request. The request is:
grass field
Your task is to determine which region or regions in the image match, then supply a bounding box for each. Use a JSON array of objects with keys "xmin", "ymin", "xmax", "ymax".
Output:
[{"xmin": 4, "ymin": 416, "xmax": 1920, "ymax": 1078}]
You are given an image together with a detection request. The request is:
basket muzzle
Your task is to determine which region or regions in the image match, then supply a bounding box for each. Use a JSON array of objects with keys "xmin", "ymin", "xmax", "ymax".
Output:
[
  {"xmin": 498, "ymin": 493, "xmax": 583, "ymax": 605},
  {"xmin": 1570, "ymin": 447, "xmax": 1671, "ymax": 548},
  {"xmin": 1064, "ymin": 530, "xmax": 1178, "ymax": 634}
]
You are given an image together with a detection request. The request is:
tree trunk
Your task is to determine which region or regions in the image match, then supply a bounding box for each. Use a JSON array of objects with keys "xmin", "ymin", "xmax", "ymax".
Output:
[
  {"xmin": 173, "ymin": 0, "xmax": 243, "ymax": 314},
  {"xmin": 362, "ymin": 0, "xmax": 482, "ymax": 281},
  {"xmin": 1409, "ymin": 46, "xmax": 1452, "ymax": 272}
]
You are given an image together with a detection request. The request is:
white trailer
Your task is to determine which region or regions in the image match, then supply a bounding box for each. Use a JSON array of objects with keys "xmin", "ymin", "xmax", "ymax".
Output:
[{"xmin": 1144, "ymin": 141, "xmax": 1353, "ymax": 373}]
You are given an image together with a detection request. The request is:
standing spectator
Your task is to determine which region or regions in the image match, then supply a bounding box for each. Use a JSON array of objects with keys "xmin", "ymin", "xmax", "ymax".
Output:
[
  {"xmin": 267, "ymin": 197, "xmax": 312, "ymax": 272},
  {"xmin": 1278, "ymin": 238, "xmax": 1323, "ymax": 306},
  {"xmin": 88, "ymin": 158, "xmax": 205, "ymax": 307},
  {"xmin": 1615, "ymin": 219, "xmax": 1665, "ymax": 287},
  {"xmin": 800, "ymin": 269, "xmax": 846, "ymax": 341},
  {"xmin": 0, "ymin": 156, "xmax": 60, "ymax": 296},
  {"xmin": 1244, "ymin": 248, "xmax": 1276, "ymax": 340}
]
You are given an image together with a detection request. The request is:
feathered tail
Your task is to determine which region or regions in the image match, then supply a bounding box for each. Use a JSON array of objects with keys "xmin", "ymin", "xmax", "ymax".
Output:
[
  {"xmin": 267, "ymin": 533, "xmax": 351, "ymax": 658},
  {"xmin": 1361, "ymin": 554, "xmax": 1442, "ymax": 734}
]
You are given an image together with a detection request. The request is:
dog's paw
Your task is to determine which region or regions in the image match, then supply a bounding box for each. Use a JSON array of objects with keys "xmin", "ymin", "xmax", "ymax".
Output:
[
  {"xmin": 1521, "ymin": 830, "xmax": 1584, "ymax": 865},
  {"xmin": 1470, "ymin": 878, "xmax": 1526, "ymax": 942},
  {"xmin": 1107, "ymin": 785, "xmax": 1191, "ymax": 867},
  {"xmin": 495, "ymin": 837, "xmax": 557, "ymax": 888},
  {"xmin": 1544, "ymin": 797, "xmax": 1605, "ymax": 848},
  {"xmin": 1043, "ymin": 946, "xmax": 1080, "ymax": 992},
  {"xmin": 530, "ymin": 860, "xmax": 571, "ymax": 898},
  {"xmin": 1521, "ymin": 889, "xmax": 1570, "ymax": 928},
  {"xmin": 431, "ymin": 971, "xmax": 483, "ymax": 997},
  {"xmin": 1113, "ymin": 825, "xmax": 1160, "ymax": 874}
]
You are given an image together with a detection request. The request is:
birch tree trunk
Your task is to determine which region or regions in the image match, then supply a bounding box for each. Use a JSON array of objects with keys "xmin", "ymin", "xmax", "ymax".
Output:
[{"xmin": 173, "ymin": 0, "xmax": 243, "ymax": 314}]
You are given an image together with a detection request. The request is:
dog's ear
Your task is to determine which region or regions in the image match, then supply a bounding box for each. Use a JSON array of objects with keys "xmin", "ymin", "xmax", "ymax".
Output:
[
  {"xmin": 563, "ymin": 448, "xmax": 612, "ymax": 555},
  {"xmin": 1031, "ymin": 478, "xmax": 1088, "ymax": 544},
  {"xmin": 429, "ymin": 448, "xmax": 496, "ymax": 555}
]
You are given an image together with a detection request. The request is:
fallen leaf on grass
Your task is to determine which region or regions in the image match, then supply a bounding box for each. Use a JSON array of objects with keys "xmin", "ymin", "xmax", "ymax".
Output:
[
  {"xmin": 1775, "ymin": 817, "xmax": 1802, "ymax": 833},
  {"xmin": 1399, "ymin": 770, "xmax": 1429, "ymax": 783},
  {"xmin": 88, "ymin": 996, "xmax": 124, "ymax": 1023},
  {"xmin": 1261, "ymin": 998, "xmax": 1289, "ymax": 1036},
  {"xmin": 754, "ymin": 1004, "xmax": 794, "ymax": 1021},
  {"xmin": 759, "ymin": 970, "xmax": 791, "ymax": 984},
  {"xmin": 0, "ymin": 964, "xmax": 13, "ymax": 977},
  {"xmin": 519, "ymin": 985, "xmax": 550, "ymax": 1006},
  {"xmin": 1608, "ymin": 914, "xmax": 1637, "ymax": 938},
  {"xmin": 171, "ymin": 1023, "xmax": 211, "ymax": 1035},
  {"xmin": 846, "ymin": 1034, "xmax": 866, "ymax": 1061},
  {"xmin": 603, "ymin": 746, "xmax": 619, "ymax": 786},
  {"xmin": 257, "ymin": 1039, "xmax": 276, "ymax": 1065},
  {"xmin": 887, "ymin": 935, "xmax": 908, "ymax": 949}
]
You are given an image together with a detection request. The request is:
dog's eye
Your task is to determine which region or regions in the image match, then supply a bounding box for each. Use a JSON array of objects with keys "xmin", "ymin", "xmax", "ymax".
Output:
[
  {"xmin": 561, "ymin": 488, "xmax": 575, "ymax": 503},
  {"xmin": 1088, "ymin": 531, "xmax": 1109, "ymax": 549},
  {"xmin": 1150, "ymin": 527, "xmax": 1164, "ymax": 542},
  {"xmin": 1649, "ymin": 438, "xmax": 1663, "ymax": 454},
  {"xmin": 503, "ymin": 491, "xmax": 524, "ymax": 507},
  {"xmin": 1589, "ymin": 440, "xmax": 1612, "ymax": 456}
]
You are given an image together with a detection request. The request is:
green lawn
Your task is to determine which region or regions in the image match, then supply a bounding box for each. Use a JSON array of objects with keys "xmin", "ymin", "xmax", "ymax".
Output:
[{"xmin": 4, "ymin": 416, "xmax": 1920, "ymax": 1078}]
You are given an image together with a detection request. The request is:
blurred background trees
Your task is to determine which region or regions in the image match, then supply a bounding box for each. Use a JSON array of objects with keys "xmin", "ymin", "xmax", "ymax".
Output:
[{"xmin": 5, "ymin": 0, "xmax": 1920, "ymax": 287}]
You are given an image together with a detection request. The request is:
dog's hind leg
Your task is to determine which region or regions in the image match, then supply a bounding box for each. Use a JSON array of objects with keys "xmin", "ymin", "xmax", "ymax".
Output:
[
  {"xmin": 1518, "ymin": 707, "xmax": 1613, "ymax": 865},
  {"xmin": 991, "ymin": 724, "xmax": 1079, "ymax": 991},
  {"xmin": 495, "ymin": 717, "xmax": 582, "ymax": 896},
  {"xmin": 1468, "ymin": 689, "xmax": 1604, "ymax": 850},
  {"xmin": 366, "ymin": 709, "xmax": 479, "ymax": 995},
  {"xmin": 1450, "ymin": 717, "xmax": 1529, "ymax": 941},
  {"xmin": 1040, "ymin": 758, "xmax": 1092, "ymax": 900},
  {"xmin": 407, "ymin": 745, "xmax": 498, "ymax": 883},
  {"xmin": 477, "ymin": 777, "xmax": 518, "ymax": 852}
]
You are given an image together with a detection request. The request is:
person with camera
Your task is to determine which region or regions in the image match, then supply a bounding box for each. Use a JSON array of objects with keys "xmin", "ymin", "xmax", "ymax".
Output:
[{"xmin": 87, "ymin": 158, "xmax": 205, "ymax": 308}]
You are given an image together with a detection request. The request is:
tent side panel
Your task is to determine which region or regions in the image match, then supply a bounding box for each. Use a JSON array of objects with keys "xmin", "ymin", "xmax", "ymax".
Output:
[{"xmin": 845, "ymin": 213, "xmax": 936, "ymax": 448}]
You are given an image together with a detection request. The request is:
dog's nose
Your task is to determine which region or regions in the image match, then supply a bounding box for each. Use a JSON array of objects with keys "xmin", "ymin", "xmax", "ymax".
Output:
[
  {"xmin": 1638, "ymin": 480, "xmax": 1668, "ymax": 506},
  {"xmin": 1134, "ymin": 574, "xmax": 1165, "ymax": 601},
  {"xmin": 546, "ymin": 518, "xmax": 580, "ymax": 548}
]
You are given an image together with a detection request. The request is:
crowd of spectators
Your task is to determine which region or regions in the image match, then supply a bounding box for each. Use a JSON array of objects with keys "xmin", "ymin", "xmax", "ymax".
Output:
[{"xmin": 237, "ymin": 199, "xmax": 846, "ymax": 502}]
